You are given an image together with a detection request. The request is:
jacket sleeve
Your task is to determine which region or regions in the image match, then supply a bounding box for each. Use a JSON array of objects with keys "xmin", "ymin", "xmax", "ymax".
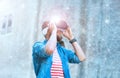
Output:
[
  {"xmin": 32, "ymin": 42, "xmax": 50, "ymax": 59},
  {"xmin": 64, "ymin": 48, "xmax": 81, "ymax": 64}
]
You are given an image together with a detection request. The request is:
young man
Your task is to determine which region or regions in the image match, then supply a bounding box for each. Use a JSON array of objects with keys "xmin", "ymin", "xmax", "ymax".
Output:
[{"xmin": 32, "ymin": 20, "xmax": 86, "ymax": 78}]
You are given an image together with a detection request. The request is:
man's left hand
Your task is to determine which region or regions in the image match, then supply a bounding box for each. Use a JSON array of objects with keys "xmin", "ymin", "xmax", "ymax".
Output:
[{"xmin": 63, "ymin": 27, "xmax": 74, "ymax": 40}]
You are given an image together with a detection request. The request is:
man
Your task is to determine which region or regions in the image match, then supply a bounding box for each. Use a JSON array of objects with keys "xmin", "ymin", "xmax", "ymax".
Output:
[{"xmin": 32, "ymin": 20, "xmax": 86, "ymax": 78}]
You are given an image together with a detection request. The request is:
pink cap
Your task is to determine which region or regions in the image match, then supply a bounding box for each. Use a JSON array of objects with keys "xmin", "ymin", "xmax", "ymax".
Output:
[
  {"xmin": 42, "ymin": 21, "xmax": 49, "ymax": 30},
  {"xmin": 56, "ymin": 20, "xmax": 68, "ymax": 30}
]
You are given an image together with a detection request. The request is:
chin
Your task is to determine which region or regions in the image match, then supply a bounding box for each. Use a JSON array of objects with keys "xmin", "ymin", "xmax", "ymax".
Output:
[{"xmin": 57, "ymin": 36, "xmax": 62, "ymax": 41}]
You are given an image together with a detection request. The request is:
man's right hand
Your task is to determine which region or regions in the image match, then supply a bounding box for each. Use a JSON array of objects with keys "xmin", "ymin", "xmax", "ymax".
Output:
[
  {"xmin": 48, "ymin": 22, "xmax": 57, "ymax": 34},
  {"xmin": 45, "ymin": 22, "xmax": 57, "ymax": 55}
]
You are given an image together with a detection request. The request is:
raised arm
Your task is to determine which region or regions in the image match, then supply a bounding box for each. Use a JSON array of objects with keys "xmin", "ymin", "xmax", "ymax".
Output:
[
  {"xmin": 63, "ymin": 27, "xmax": 86, "ymax": 61},
  {"xmin": 45, "ymin": 23, "xmax": 57, "ymax": 55}
]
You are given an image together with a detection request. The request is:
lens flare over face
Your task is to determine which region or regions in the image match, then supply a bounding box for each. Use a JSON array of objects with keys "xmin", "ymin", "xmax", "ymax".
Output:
[
  {"xmin": 49, "ymin": 15, "xmax": 68, "ymax": 32},
  {"xmin": 50, "ymin": 15, "xmax": 61, "ymax": 24}
]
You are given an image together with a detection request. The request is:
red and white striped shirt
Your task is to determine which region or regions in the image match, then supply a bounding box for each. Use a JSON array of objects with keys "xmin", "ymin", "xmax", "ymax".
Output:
[{"xmin": 51, "ymin": 48, "xmax": 64, "ymax": 78}]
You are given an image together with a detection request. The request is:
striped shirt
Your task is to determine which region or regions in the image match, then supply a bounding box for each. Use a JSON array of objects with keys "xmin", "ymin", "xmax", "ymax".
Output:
[{"xmin": 51, "ymin": 48, "xmax": 64, "ymax": 78}]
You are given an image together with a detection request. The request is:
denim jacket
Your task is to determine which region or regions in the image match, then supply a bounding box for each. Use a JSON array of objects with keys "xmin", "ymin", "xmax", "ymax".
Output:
[{"xmin": 32, "ymin": 40, "xmax": 81, "ymax": 78}]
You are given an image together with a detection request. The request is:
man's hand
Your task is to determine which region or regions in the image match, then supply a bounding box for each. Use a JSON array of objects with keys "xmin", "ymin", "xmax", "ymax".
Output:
[
  {"xmin": 48, "ymin": 22, "xmax": 57, "ymax": 34},
  {"xmin": 45, "ymin": 22, "xmax": 57, "ymax": 55},
  {"xmin": 63, "ymin": 26, "xmax": 86, "ymax": 61},
  {"xmin": 63, "ymin": 27, "xmax": 74, "ymax": 40}
]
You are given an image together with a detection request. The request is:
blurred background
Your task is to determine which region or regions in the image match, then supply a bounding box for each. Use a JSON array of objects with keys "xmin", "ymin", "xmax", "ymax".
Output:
[{"xmin": 0, "ymin": 0, "xmax": 120, "ymax": 78}]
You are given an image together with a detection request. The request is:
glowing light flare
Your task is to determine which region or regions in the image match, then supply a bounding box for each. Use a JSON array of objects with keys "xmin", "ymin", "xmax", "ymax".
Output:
[
  {"xmin": 49, "ymin": 14, "xmax": 68, "ymax": 32},
  {"xmin": 0, "ymin": 1, "xmax": 10, "ymax": 12},
  {"xmin": 50, "ymin": 15, "xmax": 61, "ymax": 24}
]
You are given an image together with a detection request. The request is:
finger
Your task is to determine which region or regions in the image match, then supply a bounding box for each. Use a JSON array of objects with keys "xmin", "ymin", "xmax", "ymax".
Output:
[
  {"xmin": 62, "ymin": 30, "xmax": 66, "ymax": 35},
  {"xmin": 66, "ymin": 27, "xmax": 71, "ymax": 33},
  {"xmin": 48, "ymin": 23, "xmax": 54, "ymax": 32},
  {"xmin": 69, "ymin": 27, "xmax": 72, "ymax": 32}
]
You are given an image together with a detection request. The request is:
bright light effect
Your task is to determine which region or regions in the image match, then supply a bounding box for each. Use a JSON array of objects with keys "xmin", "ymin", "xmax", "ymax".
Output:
[
  {"xmin": 49, "ymin": 14, "xmax": 68, "ymax": 31},
  {"xmin": 50, "ymin": 15, "xmax": 61, "ymax": 24},
  {"xmin": 0, "ymin": 1, "xmax": 10, "ymax": 12}
]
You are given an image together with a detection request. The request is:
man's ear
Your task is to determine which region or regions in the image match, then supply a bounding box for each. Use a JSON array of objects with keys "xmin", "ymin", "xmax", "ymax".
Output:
[{"xmin": 42, "ymin": 27, "xmax": 48, "ymax": 36}]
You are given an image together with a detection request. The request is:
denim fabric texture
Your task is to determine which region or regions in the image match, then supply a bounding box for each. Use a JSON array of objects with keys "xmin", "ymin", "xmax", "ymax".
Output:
[{"xmin": 32, "ymin": 40, "xmax": 81, "ymax": 78}]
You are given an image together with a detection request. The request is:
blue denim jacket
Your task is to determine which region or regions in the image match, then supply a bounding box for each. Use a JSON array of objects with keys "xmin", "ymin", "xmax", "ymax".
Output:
[{"xmin": 32, "ymin": 40, "xmax": 81, "ymax": 78}]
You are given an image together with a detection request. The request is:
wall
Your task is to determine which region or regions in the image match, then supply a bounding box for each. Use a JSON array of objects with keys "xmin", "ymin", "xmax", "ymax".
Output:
[
  {"xmin": 0, "ymin": 0, "xmax": 120, "ymax": 78},
  {"xmin": 0, "ymin": 0, "xmax": 38, "ymax": 78},
  {"xmin": 85, "ymin": 0, "xmax": 120, "ymax": 78}
]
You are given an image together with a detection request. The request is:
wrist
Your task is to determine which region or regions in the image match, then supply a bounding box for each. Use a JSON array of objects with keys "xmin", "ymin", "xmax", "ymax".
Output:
[
  {"xmin": 52, "ymin": 28, "xmax": 57, "ymax": 33},
  {"xmin": 68, "ymin": 36, "xmax": 74, "ymax": 41},
  {"xmin": 51, "ymin": 30, "xmax": 57, "ymax": 36},
  {"xmin": 69, "ymin": 38, "xmax": 77, "ymax": 44}
]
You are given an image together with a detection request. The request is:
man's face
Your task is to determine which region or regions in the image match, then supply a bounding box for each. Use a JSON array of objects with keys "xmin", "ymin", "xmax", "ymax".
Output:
[
  {"xmin": 56, "ymin": 30, "xmax": 63, "ymax": 41},
  {"xmin": 45, "ymin": 28, "xmax": 63, "ymax": 41},
  {"xmin": 42, "ymin": 20, "xmax": 68, "ymax": 41}
]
